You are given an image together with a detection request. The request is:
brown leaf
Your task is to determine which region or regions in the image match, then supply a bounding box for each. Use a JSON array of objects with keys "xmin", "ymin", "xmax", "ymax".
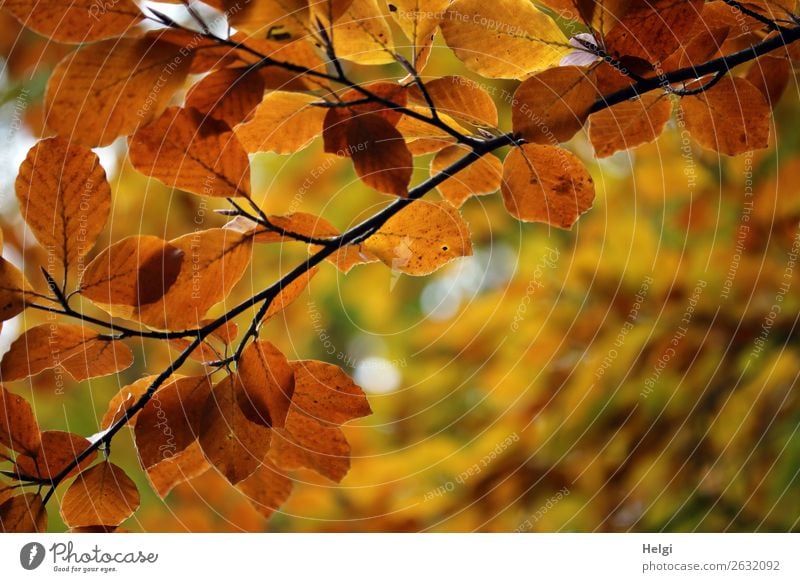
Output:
[
  {"xmin": 348, "ymin": 114, "xmax": 413, "ymax": 196},
  {"xmin": 323, "ymin": 82, "xmax": 408, "ymax": 155},
  {"xmin": 680, "ymin": 76, "xmax": 770, "ymax": 156},
  {"xmin": 238, "ymin": 341, "xmax": 295, "ymax": 428},
  {"xmin": 0, "ymin": 257, "xmax": 32, "ymax": 322},
  {"xmin": 234, "ymin": 92, "xmax": 327, "ymax": 154},
  {"xmin": 290, "ymin": 360, "xmax": 371, "ymax": 425},
  {"xmin": 236, "ymin": 459, "xmax": 293, "ymax": 520},
  {"xmin": 129, "ymin": 107, "xmax": 251, "ymax": 198},
  {"xmin": 501, "ymin": 144, "xmax": 595, "ymax": 229},
  {"xmin": 80, "ymin": 236, "xmax": 185, "ymax": 309},
  {"xmin": 185, "ymin": 67, "xmax": 266, "ymax": 128},
  {"xmin": 1, "ymin": 0, "xmax": 142, "ymax": 43},
  {"xmin": 60, "ymin": 461, "xmax": 140, "ymax": 528},
  {"xmin": 431, "ymin": 146, "xmax": 503, "ymax": 207},
  {"xmin": 101, "ymin": 376, "xmax": 158, "ymax": 430},
  {"xmin": 1, "ymin": 324, "xmax": 133, "ymax": 382},
  {"xmin": 15, "ymin": 137, "xmax": 111, "ymax": 269},
  {"xmin": 14, "ymin": 430, "xmax": 95, "ymax": 481},
  {"xmin": 135, "ymin": 376, "xmax": 212, "ymax": 469},
  {"xmin": 408, "ymin": 76, "xmax": 498, "ymax": 127},
  {"xmin": 145, "ymin": 440, "xmax": 211, "ymax": 499},
  {"xmin": 512, "ymin": 67, "xmax": 599, "ymax": 144},
  {"xmin": 0, "ymin": 385, "xmax": 40, "ymax": 455},
  {"xmin": 0, "ymin": 492, "xmax": 47, "ymax": 532},
  {"xmin": 604, "ymin": 0, "xmax": 704, "ymax": 63},
  {"xmin": 199, "ymin": 375, "xmax": 272, "ymax": 485},
  {"xmin": 589, "ymin": 93, "xmax": 673, "ymax": 158},
  {"xmin": 269, "ymin": 414, "xmax": 351, "ymax": 482},
  {"xmin": 746, "ymin": 55, "xmax": 791, "ymax": 108},
  {"xmin": 45, "ymin": 37, "xmax": 190, "ymax": 147},
  {"xmin": 363, "ymin": 200, "xmax": 473, "ymax": 275}
]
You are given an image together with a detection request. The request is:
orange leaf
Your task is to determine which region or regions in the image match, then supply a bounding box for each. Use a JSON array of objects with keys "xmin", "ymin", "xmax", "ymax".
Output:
[
  {"xmin": 185, "ymin": 67, "xmax": 266, "ymax": 129},
  {"xmin": 15, "ymin": 137, "xmax": 111, "ymax": 269},
  {"xmin": 348, "ymin": 114, "xmax": 413, "ymax": 196},
  {"xmin": 588, "ymin": 93, "xmax": 673, "ymax": 158},
  {"xmin": 290, "ymin": 360, "xmax": 371, "ymax": 425},
  {"xmin": 0, "ymin": 385, "xmax": 40, "ymax": 455},
  {"xmin": 501, "ymin": 144, "xmax": 595, "ymax": 229},
  {"xmin": 746, "ymin": 55, "xmax": 791, "ymax": 108},
  {"xmin": 234, "ymin": 92, "xmax": 327, "ymax": 154},
  {"xmin": 0, "ymin": 256, "xmax": 32, "ymax": 321},
  {"xmin": 145, "ymin": 440, "xmax": 211, "ymax": 499},
  {"xmin": 80, "ymin": 236, "xmax": 185, "ymax": 309},
  {"xmin": 1, "ymin": 0, "xmax": 142, "ymax": 44},
  {"xmin": 431, "ymin": 146, "xmax": 503, "ymax": 207},
  {"xmin": 680, "ymin": 76, "xmax": 770, "ymax": 156},
  {"xmin": 60, "ymin": 462, "xmax": 140, "ymax": 528},
  {"xmin": 408, "ymin": 76, "xmax": 498, "ymax": 127},
  {"xmin": 238, "ymin": 341, "xmax": 295, "ymax": 428},
  {"xmin": 388, "ymin": 0, "xmax": 449, "ymax": 72},
  {"xmin": 236, "ymin": 459, "xmax": 293, "ymax": 520},
  {"xmin": 129, "ymin": 107, "xmax": 251, "ymax": 198},
  {"xmin": 101, "ymin": 376, "xmax": 158, "ymax": 430},
  {"xmin": 14, "ymin": 430, "xmax": 95, "ymax": 481},
  {"xmin": 199, "ymin": 375, "xmax": 272, "ymax": 485},
  {"xmin": 0, "ymin": 492, "xmax": 47, "ymax": 532},
  {"xmin": 269, "ymin": 413, "xmax": 351, "ymax": 482},
  {"xmin": 362, "ymin": 200, "xmax": 473, "ymax": 275},
  {"xmin": 512, "ymin": 67, "xmax": 599, "ymax": 144},
  {"xmin": 1, "ymin": 324, "xmax": 133, "ymax": 382},
  {"xmin": 45, "ymin": 37, "xmax": 190, "ymax": 147},
  {"xmin": 135, "ymin": 376, "xmax": 213, "ymax": 470}
]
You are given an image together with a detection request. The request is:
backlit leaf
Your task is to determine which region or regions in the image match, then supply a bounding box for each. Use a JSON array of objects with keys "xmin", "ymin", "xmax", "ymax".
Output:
[
  {"xmin": 0, "ymin": 492, "xmax": 46, "ymax": 532},
  {"xmin": 431, "ymin": 146, "xmax": 503, "ymax": 208},
  {"xmin": 588, "ymin": 93, "xmax": 673, "ymax": 158},
  {"xmin": 61, "ymin": 462, "xmax": 140, "ymax": 528},
  {"xmin": 238, "ymin": 341, "xmax": 295, "ymax": 428}
]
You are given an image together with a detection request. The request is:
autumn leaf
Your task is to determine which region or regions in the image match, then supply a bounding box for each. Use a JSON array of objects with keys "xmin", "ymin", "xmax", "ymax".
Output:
[
  {"xmin": 134, "ymin": 376, "xmax": 213, "ymax": 471},
  {"xmin": 45, "ymin": 37, "xmax": 190, "ymax": 147},
  {"xmin": 0, "ymin": 385, "xmax": 40, "ymax": 455},
  {"xmin": 388, "ymin": 0, "xmax": 450, "ymax": 72},
  {"xmin": 236, "ymin": 460, "xmax": 293, "ymax": 520},
  {"xmin": 501, "ymin": 144, "xmax": 595, "ymax": 229},
  {"xmin": 512, "ymin": 67, "xmax": 599, "ymax": 144},
  {"xmin": 80, "ymin": 236, "xmax": 185, "ymax": 309},
  {"xmin": 61, "ymin": 462, "xmax": 140, "ymax": 528},
  {"xmin": 0, "ymin": 492, "xmax": 47, "ymax": 532},
  {"xmin": 234, "ymin": 92, "xmax": 328, "ymax": 154},
  {"xmin": 129, "ymin": 107, "xmax": 251, "ymax": 199},
  {"xmin": 323, "ymin": 0, "xmax": 395, "ymax": 65},
  {"xmin": 408, "ymin": 76, "xmax": 498, "ymax": 128},
  {"xmin": 348, "ymin": 114, "xmax": 414, "ymax": 196},
  {"xmin": 363, "ymin": 200, "xmax": 473, "ymax": 275},
  {"xmin": 185, "ymin": 67, "xmax": 266, "ymax": 129},
  {"xmin": 1, "ymin": 324, "xmax": 133, "ymax": 382},
  {"xmin": 199, "ymin": 375, "xmax": 272, "ymax": 485},
  {"xmin": 269, "ymin": 413, "xmax": 351, "ymax": 482},
  {"xmin": 15, "ymin": 137, "xmax": 111, "ymax": 269},
  {"xmin": 0, "ymin": 257, "xmax": 32, "ymax": 322},
  {"xmin": 431, "ymin": 146, "xmax": 503, "ymax": 208},
  {"xmin": 290, "ymin": 360, "xmax": 371, "ymax": 425},
  {"xmin": 440, "ymin": 0, "xmax": 567, "ymax": 79},
  {"xmin": 589, "ymin": 93, "xmax": 673, "ymax": 158},
  {"xmin": 145, "ymin": 440, "xmax": 211, "ymax": 499},
  {"xmin": 14, "ymin": 430, "xmax": 95, "ymax": 481},
  {"xmin": 238, "ymin": 341, "xmax": 295, "ymax": 428},
  {"xmin": 680, "ymin": 76, "xmax": 771, "ymax": 156},
  {"xmin": 101, "ymin": 376, "xmax": 159, "ymax": 430},
  {"xmin": 0, "ymin": 0, "xmax": 142, "ymax": 44}
]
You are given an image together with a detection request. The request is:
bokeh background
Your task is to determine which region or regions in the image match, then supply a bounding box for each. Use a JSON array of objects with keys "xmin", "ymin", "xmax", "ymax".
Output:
[{"xmin": 1, "ymin": 3, "xmax": 799, "ymax": 532}]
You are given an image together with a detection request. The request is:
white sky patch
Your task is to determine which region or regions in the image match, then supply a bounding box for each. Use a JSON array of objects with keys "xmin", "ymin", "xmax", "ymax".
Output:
[{"xmin": 354, "ymin": 357, "xmax": 402, "ymax": 395}]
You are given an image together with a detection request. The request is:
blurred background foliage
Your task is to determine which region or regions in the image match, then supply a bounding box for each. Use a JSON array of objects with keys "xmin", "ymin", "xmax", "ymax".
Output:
[{"xmin": 1, "ymin": 6, "xmax": 799, "ymax": 532}]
